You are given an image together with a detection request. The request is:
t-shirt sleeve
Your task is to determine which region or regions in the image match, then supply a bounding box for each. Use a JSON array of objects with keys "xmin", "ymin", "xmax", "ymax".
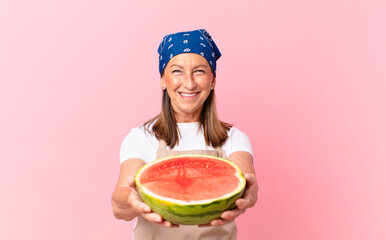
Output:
[
  {"xmin": 119, "ymin": 128, "xmax": 147, "ymax": 164},
  {"xmin": 227, "ymin": 127, "xmax": 254, "ymax": 157}
]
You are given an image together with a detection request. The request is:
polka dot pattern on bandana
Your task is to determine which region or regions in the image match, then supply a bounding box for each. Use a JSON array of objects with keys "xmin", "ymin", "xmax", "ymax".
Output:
[{"xmin": 157, "ymin": 29, "xmax": 221, "ymax": 76}]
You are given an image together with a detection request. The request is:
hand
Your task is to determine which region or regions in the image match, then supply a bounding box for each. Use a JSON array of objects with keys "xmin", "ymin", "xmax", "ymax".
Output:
[
  {"xmin": 200, "ymin": 173, "xmax": 258, "ymax": 227},
  {"xmin": 113, "ymin": 177, "xmax": 179, "ymax": 228},
  {"xmin": 129, "ymin": 177, "xmax": 180, "ymax": 228}
]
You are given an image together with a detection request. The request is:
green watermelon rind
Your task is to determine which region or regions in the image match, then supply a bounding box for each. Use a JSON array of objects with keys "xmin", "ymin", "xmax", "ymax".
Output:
[{"xmin": 135, "ymin": 154, "xmax": 246, "ymax": 225}]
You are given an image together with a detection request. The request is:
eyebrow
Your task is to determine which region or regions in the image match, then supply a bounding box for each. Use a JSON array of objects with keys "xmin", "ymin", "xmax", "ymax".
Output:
[
  {"xmin": 169, "ymin": 64, "xmax": 183, "ymax": 69},
  {"xmin": 168, "ymin": 64, "xmax": 208, "ymax": 69},
  {"xmin": 193, "ymin": 65, "xmax": 209, "ymax": 69}
]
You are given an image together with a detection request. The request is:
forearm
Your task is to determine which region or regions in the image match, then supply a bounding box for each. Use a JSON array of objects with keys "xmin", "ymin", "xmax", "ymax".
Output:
[
  {"xmin": 207, "ymin": 151, "xmax": 258, "ymax": 226},
  {"xmin": 111, "ymin": 158, "xmax": 146, "ymax": 221},
  {"xmin": 228, "ymin": 151, "xmax": 258, "ymax": 206},
  {"xmin": 228, "ymin": 151, "xmax": 256, "ymax": 175}
]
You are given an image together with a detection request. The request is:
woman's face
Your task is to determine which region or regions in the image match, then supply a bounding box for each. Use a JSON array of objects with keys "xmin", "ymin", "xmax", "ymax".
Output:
[{"xmin": 161, "ymin": 53, "xmax": 215, "ymax": 123}]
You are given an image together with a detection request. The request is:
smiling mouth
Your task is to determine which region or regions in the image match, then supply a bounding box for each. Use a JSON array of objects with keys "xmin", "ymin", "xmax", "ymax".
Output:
[{"xmin": 179, "ymin": 92, "xmax": 199, "ymax": 97}]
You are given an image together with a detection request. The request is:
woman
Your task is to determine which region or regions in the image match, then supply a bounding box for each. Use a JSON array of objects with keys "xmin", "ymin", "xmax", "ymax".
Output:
[{"xmin": 112, "ymin": 29, "xmax": 258, "ymax": 240}]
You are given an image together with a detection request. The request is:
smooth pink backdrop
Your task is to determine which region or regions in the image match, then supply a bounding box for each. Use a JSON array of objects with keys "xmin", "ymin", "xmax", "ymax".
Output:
[{"xmin": 1, "ymin": 0, "xmax": 385, "ymax": 239}]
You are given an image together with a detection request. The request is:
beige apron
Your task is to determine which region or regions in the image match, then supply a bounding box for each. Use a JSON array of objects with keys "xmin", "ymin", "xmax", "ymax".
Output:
[{"xmin": 133, "ymin": 140, "xmax": 237, "ymax": 240}]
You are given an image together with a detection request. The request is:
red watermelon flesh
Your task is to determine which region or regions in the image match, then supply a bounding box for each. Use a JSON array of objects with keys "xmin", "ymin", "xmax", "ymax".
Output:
[{"xmin": 138, "ymin": 156, "xmax": 240, "ymax": 201}]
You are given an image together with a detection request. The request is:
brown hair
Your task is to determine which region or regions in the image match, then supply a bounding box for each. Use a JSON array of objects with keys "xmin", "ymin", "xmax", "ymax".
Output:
[{"xmin": 143, "ymin": 89, "xmax": 232, "ymax": 148}]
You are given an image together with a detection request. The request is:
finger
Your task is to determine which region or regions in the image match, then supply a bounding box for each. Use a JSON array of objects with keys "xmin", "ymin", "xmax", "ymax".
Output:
[
  {"xmin": 152, "ymin": 221, "xmax": 180, "ymax": 228},
  {"xmin": 235, "ymin": 198, "xmax": 248, "ymax": 210},
  {"xmin": 210, "ymin": 218, "xmax": 230, "ymax": 227},
  {"xmin": 241, "ymin": 175, "xmax": 253, "ymax": 197},
  {"xmin": 128, "ymin": 193, "xmax": 151, "ymax": 213},
  {"xmin": 128, "ymin": 176, "xmax": 136, "ymax": 187},
  {"xmin": 244, "ymin": 173, "xmax": 256, "ymax": 185},
  {"xmin": 127, "ymin": 179, "xmax": 153, "ymax": 212},
  {"xmin": 240, "ymin": 174, "xmax": 258, "ymax": 206},
  {"xmin": 220, "ymin": 208, "xmax": 246, "ymax": 221},
  {"xmin": 161, "ymin": 221, "xmax": 180, "ymax": 228},
  {"xmin": 236, "ymin": 192, "xmax": 258, "ymax": 210},
  {"xmin": 141, "ymin": 214, "xmax": 179, "ymax": 228},
  {"xmin": 141, "ymin": 212, "xmax": 163, "ymax": 223},
  {"xmin": 154, "ymin": 221, "xmax": 172, "ymax": 228}
]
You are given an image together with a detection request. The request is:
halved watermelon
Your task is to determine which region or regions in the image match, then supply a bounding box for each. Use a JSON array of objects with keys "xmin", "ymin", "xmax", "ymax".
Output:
[{"xmin": 135, "ymin": 154, "xmax": 246, "ymax": 225}]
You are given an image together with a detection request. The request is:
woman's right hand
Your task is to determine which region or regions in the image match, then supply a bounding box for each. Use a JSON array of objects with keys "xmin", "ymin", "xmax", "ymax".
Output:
[
  {"xmin": 111, "ymin": 176, "xmax": 150, "ymax": 221},
  {"xmin": 111, "ymin": 159, "xmax": 178, "ymax": 227}
]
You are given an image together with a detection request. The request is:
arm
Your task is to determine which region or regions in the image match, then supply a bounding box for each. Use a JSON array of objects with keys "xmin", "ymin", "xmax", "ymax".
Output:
[
  {"xmin": 208, "ymin": 151, "xmax": 258, "ymax": 226},
  {"xmin": 111, "ymin": 158, "xmax": 178, "ymax": 227},
  {"xmin": 111, "ymin": 158, "xmax": 147, "ymax": 221}
]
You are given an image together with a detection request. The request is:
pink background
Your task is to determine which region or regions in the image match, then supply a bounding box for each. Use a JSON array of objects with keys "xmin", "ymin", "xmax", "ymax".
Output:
[{"xmin": 1, "ymin": 0, "xmax": 385, "ymax": 239}]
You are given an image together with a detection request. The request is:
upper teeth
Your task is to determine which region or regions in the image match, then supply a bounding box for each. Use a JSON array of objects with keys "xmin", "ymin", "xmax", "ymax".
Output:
[{"xmin": 181, "ymin": 92, "xmax": 197, "ymax": 97}]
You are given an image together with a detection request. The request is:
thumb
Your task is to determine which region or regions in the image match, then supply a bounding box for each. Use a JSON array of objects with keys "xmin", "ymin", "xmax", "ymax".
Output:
[
  {"xmin": 244, "ymin": 173, "xmax": 256, "ymax": 185},
  {"xmin": 128, "ymin": 176, "xmax": 136, "ymax": 188}
]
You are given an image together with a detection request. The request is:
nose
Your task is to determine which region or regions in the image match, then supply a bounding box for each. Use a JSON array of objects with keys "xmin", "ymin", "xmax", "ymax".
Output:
[{"xmin": 182, "ymin": 72, "xmax": 197, "ymax": 90}]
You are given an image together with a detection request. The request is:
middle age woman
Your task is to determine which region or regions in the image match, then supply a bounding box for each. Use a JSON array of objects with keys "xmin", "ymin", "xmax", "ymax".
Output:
[{"xmin": 112, "ymin": 29, "xmax": 258, "ymax": 240}]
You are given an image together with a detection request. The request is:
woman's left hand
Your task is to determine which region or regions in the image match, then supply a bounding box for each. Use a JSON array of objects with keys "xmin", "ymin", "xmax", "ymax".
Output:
[
  {"xmin": 200, "ymin": 151, "xmax": 258, "ymax": 227},
  {"xmin": 210, "ymin": 173, "xmax": 258, "ymax": 226}
]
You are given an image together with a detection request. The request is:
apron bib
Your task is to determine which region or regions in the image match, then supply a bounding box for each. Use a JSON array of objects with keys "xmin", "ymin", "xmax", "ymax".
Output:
[{"xmin": 133, "ymin": 140, "xmax": 237, "ymax": 240}]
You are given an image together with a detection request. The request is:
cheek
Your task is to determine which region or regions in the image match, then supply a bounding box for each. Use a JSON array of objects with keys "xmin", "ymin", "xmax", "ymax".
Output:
[
  {"xmin": 166, "ymin": 77, "xmax": 181, "ymax": 89},
  {"xmin": 198, "ymin": 78, "xmax": 213, "ymax": 89}
]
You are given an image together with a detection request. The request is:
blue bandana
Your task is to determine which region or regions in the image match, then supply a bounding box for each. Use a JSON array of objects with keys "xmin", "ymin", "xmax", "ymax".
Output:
[{"xmin": 157, "ymin": 29, "xmax": 221, "ymax": 76}]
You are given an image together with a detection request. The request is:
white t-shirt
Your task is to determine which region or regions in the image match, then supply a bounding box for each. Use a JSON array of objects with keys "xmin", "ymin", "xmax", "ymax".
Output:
[{"xmin": 120, "ymin": 122, "xmax": 253, "ymax": 164}]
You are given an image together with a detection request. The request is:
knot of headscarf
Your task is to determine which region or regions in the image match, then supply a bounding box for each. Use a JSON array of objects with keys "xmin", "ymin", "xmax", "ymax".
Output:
[{"xmin": 157, "ymin": 29, "xmax": 221, "ymax": 76}]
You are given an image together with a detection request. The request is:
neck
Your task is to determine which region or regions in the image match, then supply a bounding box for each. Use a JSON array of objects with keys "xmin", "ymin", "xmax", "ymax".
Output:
[{"xmin": 175, "ymin": 113, "xmax": 200, "ymax": 123}]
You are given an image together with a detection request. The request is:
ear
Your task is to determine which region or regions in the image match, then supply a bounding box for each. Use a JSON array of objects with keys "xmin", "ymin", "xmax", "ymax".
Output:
[
  {"xmin": 211, "ymin": 76, "xmax": 216, "ymax": 89},
  {"xmin": 161, "ymin": 77, "xmax": 166, "ymax": 89}
]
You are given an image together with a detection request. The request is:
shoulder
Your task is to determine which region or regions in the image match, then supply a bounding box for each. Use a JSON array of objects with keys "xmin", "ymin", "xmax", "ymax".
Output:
[
  {"xmin": 120, "ymin": 125, "xmax": 158, "ymax": 164},
  {"xmin": 227, "ymin": 126, "xmax": 250, "ymax": 139},
  {"xmin": 223, "ymin": 126, "xmax": 253, "ymax": 157},
  {"xmin": 121, "ymin": 124, "xmax": 156, "ymax": 144}
]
